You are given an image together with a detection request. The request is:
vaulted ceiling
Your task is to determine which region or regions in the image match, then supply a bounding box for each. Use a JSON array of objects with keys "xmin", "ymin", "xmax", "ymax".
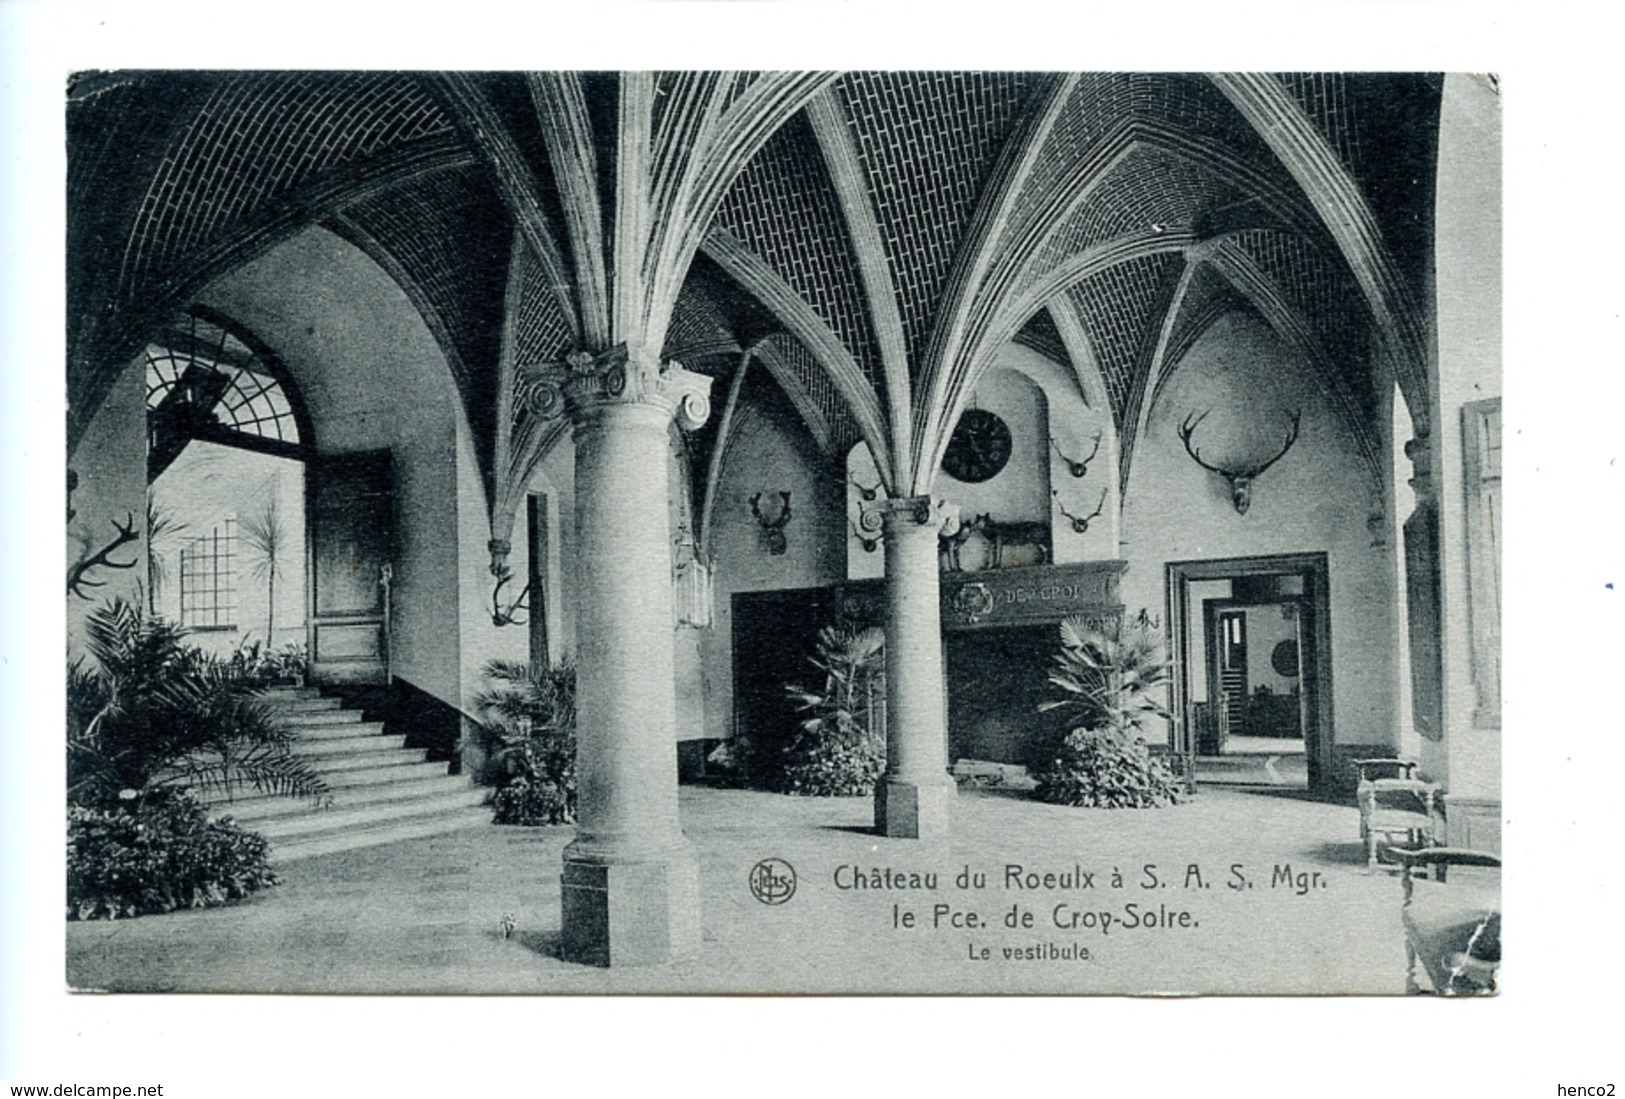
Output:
[{"xmin": 67, "ymin": 71, "xmax": 1442, "ymax": 531}]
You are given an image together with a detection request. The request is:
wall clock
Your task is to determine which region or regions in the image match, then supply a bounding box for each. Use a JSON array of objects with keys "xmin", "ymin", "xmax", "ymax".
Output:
[
  {"xmin": 1271, "ymin": 639, "xmax": 1300, "ymax": 679},
  {"xmin": 942, "ymin": 409, "xmax": 1012, "ymax": 483}
]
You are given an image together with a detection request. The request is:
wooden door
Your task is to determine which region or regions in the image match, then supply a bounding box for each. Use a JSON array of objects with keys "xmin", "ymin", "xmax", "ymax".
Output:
[{"xmin": 307, "ymin": 450, "xmax": 394, "ymax": 685}]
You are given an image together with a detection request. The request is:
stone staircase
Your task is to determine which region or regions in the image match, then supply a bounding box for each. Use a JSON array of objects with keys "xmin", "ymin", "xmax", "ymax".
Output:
[{"xmin": 207, "ymin": 686, "xmax": 490, "ymax": 864}]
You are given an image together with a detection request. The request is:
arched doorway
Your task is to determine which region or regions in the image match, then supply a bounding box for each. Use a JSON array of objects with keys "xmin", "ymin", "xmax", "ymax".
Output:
[{"xmin": 144, "ymin": 307, "xmax": 313, "ymax": 667}]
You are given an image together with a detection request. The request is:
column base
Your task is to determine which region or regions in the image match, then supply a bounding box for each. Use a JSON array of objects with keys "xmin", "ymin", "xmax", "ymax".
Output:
[
  {"xmin": 560, "ymin": 842, "xmax": 701, "ymax": 967},
  {"xmin": 875, "ymin": 775, "xmax": 956, "ymax": 839}
]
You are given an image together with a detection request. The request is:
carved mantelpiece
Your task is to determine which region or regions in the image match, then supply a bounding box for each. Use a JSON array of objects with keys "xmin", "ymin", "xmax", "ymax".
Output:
[{"xmin": 836, "ymin": 560, "xmax": 1127, "ymax": 633}]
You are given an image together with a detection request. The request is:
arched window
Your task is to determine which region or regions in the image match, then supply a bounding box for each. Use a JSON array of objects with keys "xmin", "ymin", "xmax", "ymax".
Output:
[{"xmin": 145, "ymin": 310, "xmax": 308, "ymax": 481}]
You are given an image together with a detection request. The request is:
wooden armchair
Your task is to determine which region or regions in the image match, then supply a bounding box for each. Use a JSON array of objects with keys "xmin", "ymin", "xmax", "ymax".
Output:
[
  {"xmin": 1391, "ymin": 846, "xmax": 1501, "ymax": 995},
  {"xmin": 1354, "ymin": 758, "xmax": 1442, "ymax": 869}
]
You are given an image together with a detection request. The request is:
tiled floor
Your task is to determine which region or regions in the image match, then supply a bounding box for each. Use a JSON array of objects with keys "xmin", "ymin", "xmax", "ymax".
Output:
[{"xmin": 66, "ymin": 782, "xmax": 1419, "ymax": 995}]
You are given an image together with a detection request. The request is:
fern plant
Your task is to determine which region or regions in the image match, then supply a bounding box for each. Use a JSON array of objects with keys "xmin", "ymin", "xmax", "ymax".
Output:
[{"xmin": 67, "ymin": 597, "xmax": 328, "ymax": 808}]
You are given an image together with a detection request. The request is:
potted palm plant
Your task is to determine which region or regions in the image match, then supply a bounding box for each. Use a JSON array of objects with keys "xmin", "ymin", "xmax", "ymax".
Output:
[
  {"xmin": 472, "ymin": 659, "xmax": 578, "ymax": 825},
  {"xmin": 779, "ymin": 625, "xmax": 887, "ymax": 796},
  {"xmin": 1033, "ymin": 611, "xmax": 1185, "ymax": 808}
]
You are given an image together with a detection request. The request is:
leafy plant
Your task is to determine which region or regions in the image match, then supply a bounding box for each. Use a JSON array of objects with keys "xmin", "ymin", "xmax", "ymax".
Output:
[
  {"xmin": 1032, "ymin": 611, "xmax": 1184, "ymax": 809},
  {"xmin": 145, "ymin": 496, "xmax": 186, "ymax": 615},
  {"xmin": 67, "ymin": 787, "xmax": 278, "ymax": 920},
  {"xmin": 473, "ymin": 659, "xmax": 577, "ymax": 826},
  {"xmin": 778, "ymin": 625, "xmax": 887, "ymax": 797},
  {"xmin": 1037, "ymin": 611, "xmax": 1173, "ymax": 737},
  {"xmin": 224, "ymin": 638, "xmax": 308, "ymax": 689},
  {"xmin": 67, "ymin": 597, "xmax": 328, "ymax": 809},
  {"xmin": 239, "ymin": 497, "xmax": 288, "ymax": 643},
  {"xmin": 1031, "ymin": 727, "xmax": 1186, "ymax": 809}
]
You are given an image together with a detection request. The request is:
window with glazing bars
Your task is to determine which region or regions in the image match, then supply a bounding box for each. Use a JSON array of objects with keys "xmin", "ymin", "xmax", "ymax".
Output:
[{"xmin": 179, "ymin": 519, "xmax": 238, "ymax": 629}]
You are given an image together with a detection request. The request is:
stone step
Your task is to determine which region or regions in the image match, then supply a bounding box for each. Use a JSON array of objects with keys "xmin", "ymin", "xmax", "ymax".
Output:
[
  {"xmin": 268, "ymin": 807, "xmax": 492, "ymax": 865},
  {"xmin": 265, "ymin": 696, "xmax": 344, "ymax": 714},
  {"xmin": 255, "ymin": 787, "xmax": 489, "ymax": 842},
  {"xmin": 207, "ymin": 759, "xmax": 452, "ymax": 809},
  {"xmin": 279, "ymin": 709, "xmax": 366, "ymax": 727},
  {"xmin": 210, "ymin": 774, "xmax": 476, "ymax": 823},
  {"xmin": 310, "ymin": 759, "xmax": 454, "ymax": 790},
  {"xmin": 295, "ymin": 720, "xmax": 388, "ymax": 741},
  {"xmin": 295, "ymin": 732, "xmax": 405, "ymax": 758},
  {"xmin": 234, "ymin": 687, "xmax": 494, "ymax": 865},
  {"xmin": 312, "ymin": 748, "xmax": 432, "ymax": 774},
  {"xmin": 258, "ymin": 687, "xmax": 322, "ymax": 702}
]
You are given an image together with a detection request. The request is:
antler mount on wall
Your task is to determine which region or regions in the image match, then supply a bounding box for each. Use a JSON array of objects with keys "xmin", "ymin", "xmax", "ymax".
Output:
[{"xmin": 1178, "ymin": 409, "xmax": 1302, "ymax": 515}]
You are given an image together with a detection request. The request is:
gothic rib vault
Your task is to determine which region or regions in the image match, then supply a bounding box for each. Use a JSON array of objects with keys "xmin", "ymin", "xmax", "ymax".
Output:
[{"xmin": 68, "ymin": 71, "xmax": 1443, "ymax": 558}]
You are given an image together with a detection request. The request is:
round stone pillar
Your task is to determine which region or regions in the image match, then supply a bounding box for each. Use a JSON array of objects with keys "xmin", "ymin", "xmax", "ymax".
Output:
[
  {"xmin": 523, "ymin": 348, "xmax": 711, "ymax": 966},
  {"xmin": 876, "ymin": 496, "xmax": 957, "ymax": 838}
]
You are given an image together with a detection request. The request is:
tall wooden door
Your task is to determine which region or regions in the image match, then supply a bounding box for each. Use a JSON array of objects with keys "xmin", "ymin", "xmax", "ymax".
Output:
[{"xmin": 307, "ymin": 450, "xmax": 394, "ymax": 685}]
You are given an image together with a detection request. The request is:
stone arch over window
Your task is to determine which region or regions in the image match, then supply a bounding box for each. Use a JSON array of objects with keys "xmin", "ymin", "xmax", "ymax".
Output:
[{"xmin": 144, "ymin": 306, "xmax": 314, "ymax": 482}]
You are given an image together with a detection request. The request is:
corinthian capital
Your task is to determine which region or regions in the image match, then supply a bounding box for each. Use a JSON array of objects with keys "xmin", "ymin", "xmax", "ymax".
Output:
[{"xmin": 520, "ymin": 345, "xmax": 712, "ymax": 430}]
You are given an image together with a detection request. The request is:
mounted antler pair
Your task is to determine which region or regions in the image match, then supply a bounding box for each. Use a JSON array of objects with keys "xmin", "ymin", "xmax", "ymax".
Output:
[
  {"xmin": 1178, "ymin": 410, "xmax": 1301, "ymax": 515},
  {"xmin": 1051, "ymin": 431, "xmax": 1102, "ymax": 479},
  {"xmin": 1052, "ymin": 488, "xmax": 1107, "ymax": 534}
]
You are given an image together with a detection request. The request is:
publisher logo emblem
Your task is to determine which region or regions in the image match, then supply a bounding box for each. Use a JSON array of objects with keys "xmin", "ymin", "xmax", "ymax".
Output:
[{"xmin": 749, "ymin": 858, "xmax": 797, "ymax": 905}]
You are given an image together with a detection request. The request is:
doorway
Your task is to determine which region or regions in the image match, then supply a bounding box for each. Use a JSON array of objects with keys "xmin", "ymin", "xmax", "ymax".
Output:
[
  {"xmin": 144, "ymin": 309, "xmax": 313, "ymax": 665},
  {"xmin": 306, "ymin": 450, "xmax": 394, "ymax": 685},
  {"xmin": 1166, "ymin": 554, "xmax": 1332, "ymax": 793}
]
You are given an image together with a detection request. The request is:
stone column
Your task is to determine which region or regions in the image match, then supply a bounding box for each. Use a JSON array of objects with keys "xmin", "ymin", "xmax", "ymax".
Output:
[
  {"xmin": 875, "ymin": 496, "xmax": 957, "ymax": 838},
  {"xmin": 523, "ymin": 347, "xmax": 712, "ymax": 966}
]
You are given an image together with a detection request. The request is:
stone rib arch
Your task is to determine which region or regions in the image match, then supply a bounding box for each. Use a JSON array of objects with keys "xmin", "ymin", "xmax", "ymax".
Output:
[
  {"xmin": 1209, "ymin": 73, "xmax": 1432, "ymax": 435},
  {"xmin": 701, "ymin": 227, "xmax": 895, "ymax": 492}
]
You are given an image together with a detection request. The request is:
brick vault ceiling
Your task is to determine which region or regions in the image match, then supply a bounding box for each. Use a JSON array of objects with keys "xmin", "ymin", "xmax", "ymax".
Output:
[{"xmin": 68, "ymin": 70, "xmax": 1441, "ymax": 497}]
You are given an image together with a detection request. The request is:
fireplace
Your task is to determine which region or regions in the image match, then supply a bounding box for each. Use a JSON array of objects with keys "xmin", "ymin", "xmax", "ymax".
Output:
[{"xmin": 834, "ymin": 560, "xmax": 1127, "ymax": 767}]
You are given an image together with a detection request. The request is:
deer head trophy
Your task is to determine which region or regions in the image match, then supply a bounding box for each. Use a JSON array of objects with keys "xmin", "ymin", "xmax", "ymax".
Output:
[
  {"xmin": 1178, "ymin": 410, "xmax": 1301, "ymax": 515},
  {"xmin": 750, "ymin": 491, "xmax": 793, "ymax": 555},
  {"xmin": 1050, "ymin": 431, "xmax": 1102, "ymax": 479},
  {"xmin": 1052, "ymin": 487, "xmax": 1107, "ymax": 534}
]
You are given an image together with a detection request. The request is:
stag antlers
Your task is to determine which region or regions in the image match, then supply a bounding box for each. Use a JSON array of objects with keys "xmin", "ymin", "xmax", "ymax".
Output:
[
  {"xmin": 1051, "ymin": 431, "xmax": 1102, "ymax": 479},
  {"xmin": 1177, "ymin": 410, "xmax": 1301, "ymax": 515},
  {"xmin": 1052, "ymin": 488, "xmax": 1107, "ymax": 534},
  {"xmin": 67, "ymin": 512, "xmax": 141, "ymax": 599},
  {"xmin": 490, "ymin": 568, "xmax": 530, "ymax": 627}
]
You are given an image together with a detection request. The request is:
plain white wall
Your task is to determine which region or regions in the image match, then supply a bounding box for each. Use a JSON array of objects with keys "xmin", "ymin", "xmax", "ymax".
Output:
[
  {"xmin": 1120, "ymin": 310, "xmax": 1399, "ymax": 751},
  {"xmin": 1427, "ymin": 73, "xmax": 1502, "ymax": 796}
]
